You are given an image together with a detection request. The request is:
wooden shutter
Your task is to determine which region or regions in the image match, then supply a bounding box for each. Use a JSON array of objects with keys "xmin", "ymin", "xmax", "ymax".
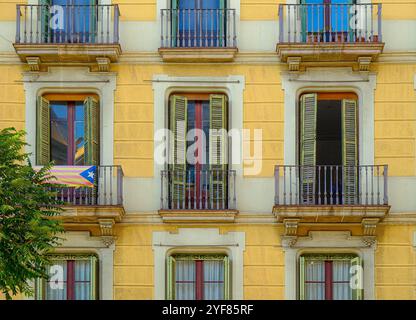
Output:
[
  {"xmin": 171, "ymin": 0, "xmax": 178, "ymax": 47},
  {"xmin": 342, "ymin": 99, "xmax": 358, "ymax": 204},
  {"xmin": 300, "ymin": 93, "xmax": 317, "ymax": 204},
  {"xmin": 36, "ymin": 96, "xmax": 50, "ymax": 165},
  {"xmin": 351, "ymin": 256, "xmax": 363, "ymax": 300},
  {"xmin": 40, "ymin": 0, "xmax": 52, "ymax": 43},
  {"xmin": 170, "ymin": 95, "xmax": 188, "ymax": 208},
  {"xmin": 209, "ymin": 94, "xmax": 228, "ymax": 209},
  {"xmin": 84, "ymin": 97, "xmax": 100, "ymax": 166},
  {"xmin": 299, "ymin": 255, "xmax": 306, "ymax": 300},
  {"xmin": 223, "ymin": 255, "xmax": 230, "ymax": 300},
  {"xmin": 166, "ymin": 256, "xmax": 176, "ymax": 300}
]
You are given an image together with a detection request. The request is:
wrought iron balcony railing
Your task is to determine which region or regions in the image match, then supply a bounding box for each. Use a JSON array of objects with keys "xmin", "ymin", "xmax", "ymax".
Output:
[
  {"xmin": 15, "ymin": 4, "xmax": 120, "ymax": 44},
  {"xmin": 274, "ymin": 165, "xmax": 388, "ymax": 206},
  {"xmin": 160, "ymin": 8, "xmax": 237, "ymax": 48},
  {"xmin": 50, "ymin": 165, "xmax": 123, "ymax": 206},
  {"xmin": 161, "ymin": 169, "xmax": 236, "ymax": 210},
  {"xmin": 278, "ymin": 3, "xmax": 382, "ymax": 44}
]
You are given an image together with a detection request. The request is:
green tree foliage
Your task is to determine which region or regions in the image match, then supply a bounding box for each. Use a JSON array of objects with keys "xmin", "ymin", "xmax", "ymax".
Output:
[{"xmin": 0, "ymin": 128, "xmax": 63, "ymax": 299}]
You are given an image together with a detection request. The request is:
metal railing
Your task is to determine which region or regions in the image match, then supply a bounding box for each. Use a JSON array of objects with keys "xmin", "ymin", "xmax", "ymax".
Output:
[
  {"xmin": 49, "ymin": 165, "xmax": 123, "ymax": 206},
  {"xmin": 161, "ymin": 169, "xmax": 236, "ymax": 210},
  {"xmin": 274, "ymin": 165, "xmax": 388, "ymax": 206},
  {"xmin": 278, "ymin": 3, "xmax": 382, "ymax": 43},
  {"xmin": 15, "ymin": 4, "xmax": 120, "ymax": 44},
  {"xmin": 160, "ymin": 8, "xmax": 237, "ymax": 48}
]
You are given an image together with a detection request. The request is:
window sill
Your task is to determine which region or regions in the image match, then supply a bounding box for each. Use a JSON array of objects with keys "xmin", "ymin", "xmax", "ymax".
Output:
[
  {"xmin": 158, "ymin": 209, "xmax": 239, "ymax": 223},
  {"xmin": 158, "ymin": 47, "xmax": 238, "ymax": 63}
]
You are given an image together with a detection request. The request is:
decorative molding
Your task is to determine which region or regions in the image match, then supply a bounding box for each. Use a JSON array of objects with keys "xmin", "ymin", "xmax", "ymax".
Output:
[
  {"xmin": 158, "ymin": 210, "xmax": 238, "ymax": 223},
  {"xmin": 358, "ymin": 56, "xmax": 372, "ymax": 72},
  {"xmin": 287, "ymin": 56, "xmax": 301, "ymax": 72},
  {"xmin": 96, "ymin": 57, "xmax": 110, "ymax": 72},
  {"xmin": 152, "ymin": 228, "xmax": 245, "ymax": 300},
  {"xmin": 283, "ymin": 218, "xmax": 300, "ymax": 236},
  {"xmin": 282, "ymin": 231, "xmax": 376, "ymax": 300},
  {"xmin": 362, "ymin": 218, "xmax": 380, "ymax": 236},
  {"xmin": 26, "ymin": 56, "xmax": 40, "ymax": 71},
  {"xmin": 98, "ymin": 219, "xmax": 116, "ymax": 247}
]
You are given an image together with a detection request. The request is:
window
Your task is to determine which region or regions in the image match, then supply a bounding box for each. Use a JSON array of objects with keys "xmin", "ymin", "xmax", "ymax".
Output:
[
  {"xmin": 299, "ymin": 92, "xmax": 358, "ymax": 204},
  {"xmin": 299, "ymin": 254, "xmax": 362, "ymax": 300},
  {"xmin": 40, "ymin": 0, "xmax": 98, "ymax": 43},
  {"xmin": 168, "ymin": 93, "xmax": 228, "ymax": 210},
  {"xmin": 37, "ymin": 94, "xmax": 99, "ymax": 166},
  {"xmin": 167, "ymin": 254, "xmax": 230, "ymax": 300},
  {"xmin": 36, "ymin": 254, "xmax": 98, "ymax": 300},
  {"xmin": 301, "ymin": 0, "xmax": 356, "ymax": 42},
  {"xmin": 171, "ymin": 0, "xmax": 227, "ymax": 47}
]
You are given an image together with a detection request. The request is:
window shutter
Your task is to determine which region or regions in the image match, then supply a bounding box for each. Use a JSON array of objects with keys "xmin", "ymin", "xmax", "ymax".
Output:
[
  {"xmin": 40, "ymin": 0, "xmax": 52, "ymax": 43},
  {"xmin": 170, "ymin": 95, "xmax": 188, "ymax": 208},
  {"xmin": 351, "ymin": 256, "xmax": 363, "ymax": 300},
  {"xmin": 36, "ymin": 96, "xmax": 50, "ymax": 165},
  {"xmin": 223, "ymin": 255, "xmax": 230, "ymax": 300},
  {"xmin": 219, "ymin": 0, "xmax": 225, "ymax": 47},
  {"xmin": 89, "ymin": 0, "xmax": 97, "ymax": 43},
  {"xmin": 84, "ymin": 97, "xmax": 100, "ymax": 166},
  {"xmin": 300, "ymin": 1, "xmax": 307, "ymax": 42},
  {"xmin": 166, "ymin": 256, "xmax": 176, "ymax": 300},
  {"xmin": 209, "ymin": 94, "xmax": 228, "ymax": 209},
  {"xmin": 89, "ymin": 255, "xmax": 98, "ymax": 300},
  {"xmin": 171, "ymin": 0, "xmax": 178, "ymax": 47},
  {"xmin": 300, "ymin": 93, "xmax": 317, "ymax": 204},
  {"xmin": 299, "ymin": 255, "xmax": 306, "ymax": 300},
  {"xmin": 342, "ymin": 99, "xmax": 358, "ymax": 204}
]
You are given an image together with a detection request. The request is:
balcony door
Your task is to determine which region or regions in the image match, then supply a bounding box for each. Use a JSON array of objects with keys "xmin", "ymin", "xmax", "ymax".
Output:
[
  {"xmin": 300, "ymin": 0, "xmax": 355, "ymax": 42},
  {"xmin": 169, "ymin": 93, "xmax": 228, "ymax": 210},
  {"xmin": 172, "ymin": 0, "xmax": 226, "ymax": 47},
  {"xmin": 299, "ymin": 92, "xmax": 358, "ymax": 204},
  {"xmin": 41, "ymin": 0, "xmax": 97, "ymax": 43}
]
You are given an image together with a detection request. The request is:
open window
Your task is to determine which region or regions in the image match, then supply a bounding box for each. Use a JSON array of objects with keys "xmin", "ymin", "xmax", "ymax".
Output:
[
  {"xmin": 166, "ymin": 254, "xmax": 230, "ymax": 300},
  {"xmin": 299, "ymin": 92, "xmax": 358, "ymax": 204},
  {"xmin": 299, "ymin": 253, "xmax": 363, "ymax": 300},
  {"xmin": 168, "ymin": 93, "xmax": 229, "ymax": 210}
]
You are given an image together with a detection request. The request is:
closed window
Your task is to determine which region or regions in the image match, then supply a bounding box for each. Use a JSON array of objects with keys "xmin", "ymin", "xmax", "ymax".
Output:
[
  {"xmin": 37, "ymin": 94, "xmax": 99, "ymax": 166},
  {"xmin": 167, "ymin": 254, "xmax": 230, "ymax": 300},
  {"xmin": 299, "ymin": 254, "xmax": 363, "ymax": 300},
  {"xmin": 36, "ymin": 254, "xmax": 98, "ymax": 300}
]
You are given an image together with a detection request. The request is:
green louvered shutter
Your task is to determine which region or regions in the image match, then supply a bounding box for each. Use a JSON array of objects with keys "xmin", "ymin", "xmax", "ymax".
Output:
[
  {"xmin": 171, "ymin": 0, "xmax": 178, "ymax": 47},
  {"xmin": 223, "ymin": 255, "xmax": 230, "ymax": 299},
  {"xmin": 40, "ymin": 0, "xmax": 52, "ymax": 43},
  {"xmin": 84, "ymin": 97, "xmax": 99, "ymax": 166},
  {"xmin": 342, "ymin": 99, "xmax": 358, "ymax": 204},
  {"xmin": 170, "ymin": 95, "xmax": 187, "ymax": 208},
  {"xmin": 351, "ymin": 256, "xmax": 363, "ymax": 300},
  {"xmin": 209, "ymin": 94, "xmax": 228, "ymax": 209},
  {"xmin": 89, "ymin": 0, "xmax": 97, "ymax": 43},
  {"xmin": 166, "ymin": 256, "xmax": 175, "ymax": 300},
  {"xmin": 299, "ymin": 256, "xmax": 306, "ymax": 300},
  {"xmin": 36, "ymin": 96, "xmax": 50, "ymax": 165},
  {"xmin": 300, "ymin": 93, "xmax": 317, "ymax": 204}
]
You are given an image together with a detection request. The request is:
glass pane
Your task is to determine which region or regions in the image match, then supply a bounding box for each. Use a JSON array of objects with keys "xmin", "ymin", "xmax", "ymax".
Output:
[
  {"xmin": 203, "ymin": 260, "xmax": 224, "ymax": 300},
  {"xmin": 175, "ymin": 260, "xmax": 196, "ymax": 300},
  {"xmin": 74, "ymin": 103, "xmax": 85, "ymax": 165},
  {"xmin": 74, "ymin": 260, "xmax": 92, "ymax": 300},
  {"xmin": 50, "ymin": 103, "xmax": 69, "ymax": 165},
  {"xmin": 332, "ymin": 260, "xmax": 352, "ymax": 300},
  {"xmin": 45, "ymin": 260, "xmax": 67, "ymax": 300},
  {"xmin": 304, "ymin": 259, "xmax": 325, "ymax": 300}
]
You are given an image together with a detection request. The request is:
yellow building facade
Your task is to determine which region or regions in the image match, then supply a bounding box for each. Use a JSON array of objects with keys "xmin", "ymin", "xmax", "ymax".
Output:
[{"xmin": 0, "ymin": 0, "xmax": 415, "ymax": 300}]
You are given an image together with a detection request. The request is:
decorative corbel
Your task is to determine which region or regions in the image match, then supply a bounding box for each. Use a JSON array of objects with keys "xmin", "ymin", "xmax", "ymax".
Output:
[
  {"xmin": 358, "ymin": 56, "xmax": 372, "ymax": 72},
  {"xmin": 26, "ymin": 57, "xmax": 41, "ymax": 72},
  {"xmin": 362, "ymin": 218, "xmax": 379, "ymax": 236},
  {"xmin": 96, "ymin": 57, "xmax": 110, "ymax": 72},
  {"xmin": 283, "ymin": 218, "xmax": 300, "ymax": 236},
  {"xmin": 287, "ymin": 57, "xmax": 301, "ymax": 72},
  {"xmin": 99, "ymin": 218, "xmax": 115, "ymax": 247}
]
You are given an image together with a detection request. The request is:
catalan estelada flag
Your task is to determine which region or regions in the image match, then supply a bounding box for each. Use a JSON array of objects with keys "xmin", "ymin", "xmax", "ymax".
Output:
[{"xmin": 34, "ymin": 166, "xmax": 97, "ymax": 188}]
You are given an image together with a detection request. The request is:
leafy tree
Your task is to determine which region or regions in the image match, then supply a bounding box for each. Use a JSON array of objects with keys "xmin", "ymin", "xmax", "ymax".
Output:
[{"xmin": 0, "ymin": 127, "xmax": 63, "ymax": 299}]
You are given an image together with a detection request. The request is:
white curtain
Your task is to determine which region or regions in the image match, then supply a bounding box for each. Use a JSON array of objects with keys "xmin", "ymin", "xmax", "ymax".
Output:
[
  {"xmin": 74, "ymin": 260, "xmax": 92, "ymax": 300},
  {"xmin": 175, "ymin": 260, "xmax": 196, "ymax": 300},
  {"xmin": 305, "ymin": 260, "xmax": 325, "ymax": 300},
  {"xmin": 46, "ymin": 260, "xmax": 67, "ymax": 300},
  {"xmin": 203, "ymin": 260, "xmax": 224, "ymax": 300},
  {"xmin": 332, "ymin": 260, "xmax": 351, "ymax": 300}
]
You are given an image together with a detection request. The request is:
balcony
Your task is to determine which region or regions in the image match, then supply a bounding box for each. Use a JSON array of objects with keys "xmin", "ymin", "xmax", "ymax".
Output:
[
  {"xmin": 14, "ymin": 4, "xmax": 121, "ymax": 71},
  {"xmin": 50, "ymin": 165, "xmax": 124, "ymax": 233},
  {"xmin": 159, "ymin": 8, "xmax": 238, "ymax": 62},
  {"xmin": 273, "ymin": 165, "xmax": 390, "ymax": 232},
  {"xmin": 277, "ymin": 3, "xmax": 384, "ymax": 71},
  {"xmin": 159, "ymin": 169, "xmax": 238, "ymax": 223}
]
